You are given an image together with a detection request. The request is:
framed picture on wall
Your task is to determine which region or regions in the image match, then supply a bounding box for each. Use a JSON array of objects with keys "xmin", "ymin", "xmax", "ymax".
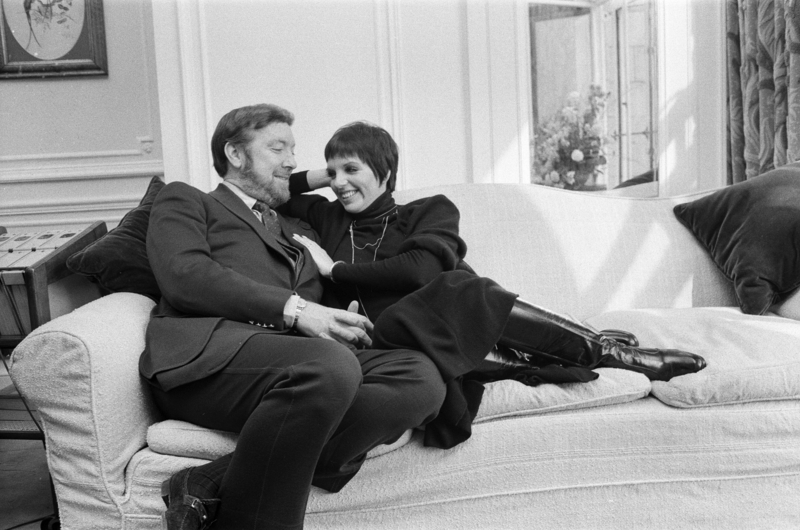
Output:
[{"xmin": 0, "ymin": 0, "xmax": 107, "ymax": 79}]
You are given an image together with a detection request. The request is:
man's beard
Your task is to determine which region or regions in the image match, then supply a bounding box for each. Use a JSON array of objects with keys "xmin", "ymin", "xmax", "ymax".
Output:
[{"xmin": 239, "ymin": 160, "xmax": 290, "ymax": 208}]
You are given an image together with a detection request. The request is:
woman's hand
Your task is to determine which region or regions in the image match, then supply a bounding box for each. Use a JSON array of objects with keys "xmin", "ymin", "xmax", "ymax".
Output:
[{"xmin": 293, "ymin": 234, "xmax": 338, "ymax": 279}]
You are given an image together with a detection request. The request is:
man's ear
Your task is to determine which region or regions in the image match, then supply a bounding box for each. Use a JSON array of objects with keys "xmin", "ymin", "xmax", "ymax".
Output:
[{"xmin": 225, "ymin": 142, "xmax": 244, "ymax": 170}]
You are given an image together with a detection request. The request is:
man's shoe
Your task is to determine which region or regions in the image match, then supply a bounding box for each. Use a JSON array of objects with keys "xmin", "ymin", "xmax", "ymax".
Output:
[
  {"xmin": 161, "ymin": 467, "xmax": 220, "ymax": 530},
  {"xmin": 600, "ymin": 339, "xmax": 707, "ymax": 381}
]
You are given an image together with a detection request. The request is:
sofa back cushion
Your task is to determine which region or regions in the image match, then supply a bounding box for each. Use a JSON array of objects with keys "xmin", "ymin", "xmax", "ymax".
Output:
[{"xmin": 395, "ymin": 184, "xmax": 736, "ymax": 320}]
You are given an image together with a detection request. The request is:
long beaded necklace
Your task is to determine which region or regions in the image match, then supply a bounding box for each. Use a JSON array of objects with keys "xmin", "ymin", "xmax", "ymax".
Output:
[
  {"xmin": 349, "ymin": 215, "xmax": 390, "ymax": 263},
  {"xmin": 348, "ymin": 205, "xmax": 398, "ymax": 263},
  {"xmin": 348, "ymin": 206, "xmax": 398, "ymax": 319}
]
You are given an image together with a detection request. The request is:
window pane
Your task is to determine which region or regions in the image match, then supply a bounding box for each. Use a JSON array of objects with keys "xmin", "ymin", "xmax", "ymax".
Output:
[{"xmin": 530, "ymin": 0, "xmax": 658, "ymax": 193}]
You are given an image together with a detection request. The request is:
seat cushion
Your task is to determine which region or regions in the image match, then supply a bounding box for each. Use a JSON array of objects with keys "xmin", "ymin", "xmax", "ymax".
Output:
[
  {"xmin": 148, "ymin": 367, "xmax": 651, "ymax": 461},
  {"xmin": 147, "ymin": 420, "xmax": 414, "ymax": 461},
  {"xmin": 585, "ymin": 307, "xmax": 800, "ymax": 407},
  {"xmin": 474, "ymin": 367, "xmax": 650, "ymax": 423}
]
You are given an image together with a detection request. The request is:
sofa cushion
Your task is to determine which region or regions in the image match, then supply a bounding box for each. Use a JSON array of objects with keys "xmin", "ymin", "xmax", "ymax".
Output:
[
  {"xmin": 672, "ymin": 163, "xmax": 800, "ymax": 315},
  {"xmin": 473, "ymin": 368, "xmax": 650, "ymax": 423},
  {"xmin": 66, "ymin": 176, "xmax": 164, "ymax": 301},
  {"xmin": 147, "ymin": 420, "xmax": 414, "ymax": 461},
  {"xmin": 150, "ymin": 368, "xmax": 651, "ymax": 460},
  {"xmin": 585, "ymin": 307, "xmax": 800, "ymax": 407}
]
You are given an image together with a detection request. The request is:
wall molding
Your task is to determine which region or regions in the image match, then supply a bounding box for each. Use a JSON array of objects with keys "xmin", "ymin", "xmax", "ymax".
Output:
[
  {"xmin": 0, "ymin": 195, "xmax": 141, "ymax": 229},
  {"xmin": 467, "ymin": 0, "xmax": 530, "ymax": 184},
  {"xmin": 0, "ymin": 215, "xmax": 128, "ymax": 230},
  {"xmin": 176, "ymin": 0, "xmax": 214, "ymax": 191},
  {"xmin": 0, "ymin": 159, "xmax": 164, "ymax": 183},
  {"xmin": 466, "ymin": 0, "xmax": 494, "ymax": 184},
  {"xmin": 2, "ymin": 195, "xmax": 141, "ymax": 216},
  {"xmin": 0, "ymin": 149, "xmax": 146, "ymax": 162},
  {"xmin": 514, "ymin": 0, "xmax": 533, "ymax": 184},
  {"xmin": 374, "ymin": 0, "xmax": 406, "ymax": 190}
]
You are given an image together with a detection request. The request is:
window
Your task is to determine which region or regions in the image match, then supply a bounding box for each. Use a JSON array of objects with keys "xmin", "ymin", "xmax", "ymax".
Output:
[{"xmin": 529, "ymin": 0, "xmax": 658, "ymax": 193}]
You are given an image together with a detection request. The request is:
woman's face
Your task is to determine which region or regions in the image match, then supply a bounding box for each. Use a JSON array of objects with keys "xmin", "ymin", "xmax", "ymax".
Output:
[{"xmin": 326, "ymin": 156, "xmax": 388, "ymax": 214}]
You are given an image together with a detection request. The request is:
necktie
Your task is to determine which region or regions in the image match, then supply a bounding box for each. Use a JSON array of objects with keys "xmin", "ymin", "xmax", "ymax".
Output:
[
  {"xmin": 253, "ymin": 201, "xmax": 283, "ymax": 238},
  {"xmin": 253, "ymin": 200, "xmax": 303, "ymax": 268}
]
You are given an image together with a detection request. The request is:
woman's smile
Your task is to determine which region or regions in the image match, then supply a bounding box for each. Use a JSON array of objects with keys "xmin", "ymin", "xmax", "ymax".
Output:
[{"xmin": 326, "ymin": 156, "xmax": 388, "ymax": 214}]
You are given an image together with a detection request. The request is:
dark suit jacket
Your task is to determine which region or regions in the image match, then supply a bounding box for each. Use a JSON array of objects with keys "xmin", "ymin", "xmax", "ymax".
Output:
[{"xmin": 139, "ymin": 181, "xmax": 323, "ymax": 391}]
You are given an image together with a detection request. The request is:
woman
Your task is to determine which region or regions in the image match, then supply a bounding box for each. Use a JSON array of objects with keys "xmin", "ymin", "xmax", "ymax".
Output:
[{"xmin": 282, "ymin": 121, "xmax": 707, "ymax": 448}]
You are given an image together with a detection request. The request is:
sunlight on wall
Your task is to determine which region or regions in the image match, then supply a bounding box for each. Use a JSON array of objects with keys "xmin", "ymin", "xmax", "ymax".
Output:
[
  {"xmin": 546, "ymin": 200, "xmax": 633, "ymax": 294},
  {"xmin": 673, "ymin": 277, "xmax": 696, "ymax": 309},
  {"xmin": 602, "ymin": 223, "xmax": 669, "ymax": 310}
]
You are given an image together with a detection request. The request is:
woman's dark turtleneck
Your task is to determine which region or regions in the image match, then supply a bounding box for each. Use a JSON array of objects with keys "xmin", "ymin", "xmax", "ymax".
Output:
[{"xmin": 349, "ymin": 189, "xmax": 396, "ymax": 221}]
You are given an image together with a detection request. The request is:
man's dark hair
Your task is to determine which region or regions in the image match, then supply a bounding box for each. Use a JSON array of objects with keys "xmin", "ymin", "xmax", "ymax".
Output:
[
  {"xmin": 211, "ymin": 104, "xmax": 295, "ymax": 177},
  {"xmin": 324, "ymin": 121, "xmax": 398, "ymax": 192}
]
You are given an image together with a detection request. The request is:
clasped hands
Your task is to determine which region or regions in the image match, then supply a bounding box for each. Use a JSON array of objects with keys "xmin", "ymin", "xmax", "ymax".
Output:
[
  {"xmin": 295, "ymin": 300, "xmax": 373, "ymax": 350},
  {"xmin": 291, "ymin": 234, "xmax": 371, "ymax": 350}
]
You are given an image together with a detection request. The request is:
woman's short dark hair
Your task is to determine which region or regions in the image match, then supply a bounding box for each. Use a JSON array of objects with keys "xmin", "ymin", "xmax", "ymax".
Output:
[
  {"xmin": 324, "ymin": 121, "xmax": 398, "ymax": 192},
  {"xmin": 211, "ymin": 104, "xmax": 295, "ymax": 177}
]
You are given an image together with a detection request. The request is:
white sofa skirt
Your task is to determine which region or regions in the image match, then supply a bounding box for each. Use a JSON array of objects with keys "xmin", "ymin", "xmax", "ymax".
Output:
[{"xmin": 116, "ymin": 397, "xmax": 800, "ymax": 530}]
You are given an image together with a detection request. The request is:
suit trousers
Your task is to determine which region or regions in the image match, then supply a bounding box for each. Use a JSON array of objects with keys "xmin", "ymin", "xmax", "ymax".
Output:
[{"xmin": 149, "ymin": 332, "xmax": 445, "ymax": 529}]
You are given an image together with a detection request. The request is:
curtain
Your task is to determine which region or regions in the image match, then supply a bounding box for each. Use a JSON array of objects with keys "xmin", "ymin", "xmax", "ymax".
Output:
[{"xmin": 727, "ymin": 0, "xmax": 800, "ymax": 184}]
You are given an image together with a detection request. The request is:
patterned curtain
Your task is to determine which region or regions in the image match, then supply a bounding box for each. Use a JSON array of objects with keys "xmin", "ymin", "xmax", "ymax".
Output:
[{"xmin": 727, "ymin": 0, "xmax": 800, "ymax": 184}]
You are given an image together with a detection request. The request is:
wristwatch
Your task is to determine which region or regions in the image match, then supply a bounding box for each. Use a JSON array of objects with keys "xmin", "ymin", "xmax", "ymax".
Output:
[{"xmin": 292, "ymin": 297, "xmax": 307, "ymax": 330}]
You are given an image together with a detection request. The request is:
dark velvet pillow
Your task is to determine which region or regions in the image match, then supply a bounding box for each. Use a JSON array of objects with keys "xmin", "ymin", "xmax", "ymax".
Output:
[
  {"xmin": 673, "ymin": 163, "xmax": 800, "ymax": 315},
  {"xmin": 67, "ymin": 176, "xmax": 164, "ymax": 301}
]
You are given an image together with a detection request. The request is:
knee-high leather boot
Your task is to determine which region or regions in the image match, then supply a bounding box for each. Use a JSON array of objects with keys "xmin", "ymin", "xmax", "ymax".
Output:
[{"xmin": 497, "ymin": 299, "xmax": 707, "ymax": 381}]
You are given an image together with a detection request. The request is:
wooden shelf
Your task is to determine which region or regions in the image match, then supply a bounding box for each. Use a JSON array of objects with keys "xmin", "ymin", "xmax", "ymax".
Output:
[
  {"xmin": 0, "ymin": 335, "xmax": 25, "ymax": 349},
  {"xmin": 0, "ymin": 420, "xmax": 44, "ymax": 440}
]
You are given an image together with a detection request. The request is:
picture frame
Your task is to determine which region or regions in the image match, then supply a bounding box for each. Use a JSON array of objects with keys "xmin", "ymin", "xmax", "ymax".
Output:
[{"xmin": 0, "ymin": 0, "xmax": 107, "ymax": 79}]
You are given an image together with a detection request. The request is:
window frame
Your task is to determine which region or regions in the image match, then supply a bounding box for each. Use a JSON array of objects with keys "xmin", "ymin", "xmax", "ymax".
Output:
[{"xmin": 467, "ymin": 0, "xmax": 727, "ymax": 196}]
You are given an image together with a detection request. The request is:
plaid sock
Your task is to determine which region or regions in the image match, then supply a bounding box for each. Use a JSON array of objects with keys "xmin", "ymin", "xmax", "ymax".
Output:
[{"xmin": 190, "ymin": 453, "xmax": 233, "ymax": 498}]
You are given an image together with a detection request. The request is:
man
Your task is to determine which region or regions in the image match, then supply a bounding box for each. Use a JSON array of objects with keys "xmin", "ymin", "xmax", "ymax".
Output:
[{"xmin": 140, "ymin": 104, "xmax": 446, "ymax": 529}]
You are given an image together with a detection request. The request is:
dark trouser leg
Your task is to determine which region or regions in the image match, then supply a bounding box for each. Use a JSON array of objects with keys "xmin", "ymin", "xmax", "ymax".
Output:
[
  {"xmin": 313, "ymin": 348, "xmax": 446, "ymax": 492},
  {"xmin": 497, "ymin": 298, "xmax": 707, "ymax": 381},
  {"xmin": 150, "ymin": 334, "xmax": 362, "ymax": 530},
  {"xmin": 151, "ymin": 340, "xmax": 445, "ymax": 528}
]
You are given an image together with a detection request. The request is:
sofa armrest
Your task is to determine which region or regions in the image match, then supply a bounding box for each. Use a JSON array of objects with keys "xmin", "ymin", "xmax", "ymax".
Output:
[{"xmin": 9, "ymin": 292, "xmax": 159, "ymax": 503}]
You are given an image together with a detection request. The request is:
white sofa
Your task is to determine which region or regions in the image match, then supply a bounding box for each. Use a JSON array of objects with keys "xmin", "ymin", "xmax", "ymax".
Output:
[{"xmin": 10, "ymin": 183, "xmax": 800, "ymax": 529}]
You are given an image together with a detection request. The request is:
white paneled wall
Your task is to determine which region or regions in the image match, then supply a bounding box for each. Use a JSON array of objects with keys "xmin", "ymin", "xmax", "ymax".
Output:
[
  {"xmin": 152, "ymin": 0, "xmax": 533, "ymax": 192},
  {"xmin": 152, "ymin": 0, "xmax": 725, "ymax": 195},
  {"xmin": 0, "ymin": 0, "xmax": 163, "ymax": 232},
  {"xmin": 657, "ymin": 0, "xmax": 727, "ymax": 197},
  {"xmin": 0, "ymin": 0, "xmax": 727, "ymax": 233}
]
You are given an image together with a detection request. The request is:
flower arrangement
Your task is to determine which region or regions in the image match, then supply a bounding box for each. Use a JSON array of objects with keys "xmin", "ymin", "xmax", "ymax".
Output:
[{"xmin": 533, "ymin": 85, "xmax": 611, "ymax": 190}]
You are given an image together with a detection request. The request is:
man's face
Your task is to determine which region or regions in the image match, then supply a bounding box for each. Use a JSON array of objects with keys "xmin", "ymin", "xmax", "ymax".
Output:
[{"xmin": 235, "ymin": 122, "xmax": 297, "ymax": 207}]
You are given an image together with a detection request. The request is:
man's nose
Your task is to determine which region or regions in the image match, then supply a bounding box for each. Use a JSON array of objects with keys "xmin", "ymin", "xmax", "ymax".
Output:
[{"xmin": 284, "ymin": 153, "xmax": 297, "ymax": 169}]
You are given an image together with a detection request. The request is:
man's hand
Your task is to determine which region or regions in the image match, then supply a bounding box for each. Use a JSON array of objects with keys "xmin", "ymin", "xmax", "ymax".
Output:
[{"xmin": 295, "ymin": 300, "xmax": 373, "ymax": 349}]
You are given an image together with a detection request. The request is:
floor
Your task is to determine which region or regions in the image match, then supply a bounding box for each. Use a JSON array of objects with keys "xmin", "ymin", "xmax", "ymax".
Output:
[{"xmin": 1, "ymin": 357, "xmax": 57, "ymax": 530}]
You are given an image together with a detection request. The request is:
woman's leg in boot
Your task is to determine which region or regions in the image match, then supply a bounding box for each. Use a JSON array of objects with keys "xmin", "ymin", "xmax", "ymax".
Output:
[{"xmin": 497, "ymin": 299, "xmax": 707, "ymax": 381}]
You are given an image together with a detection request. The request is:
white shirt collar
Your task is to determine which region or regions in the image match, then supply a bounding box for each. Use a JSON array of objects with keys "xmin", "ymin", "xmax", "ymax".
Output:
[{"xmin": 222, "ymin": 180, "xmax": 257, "ymax": 209}]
